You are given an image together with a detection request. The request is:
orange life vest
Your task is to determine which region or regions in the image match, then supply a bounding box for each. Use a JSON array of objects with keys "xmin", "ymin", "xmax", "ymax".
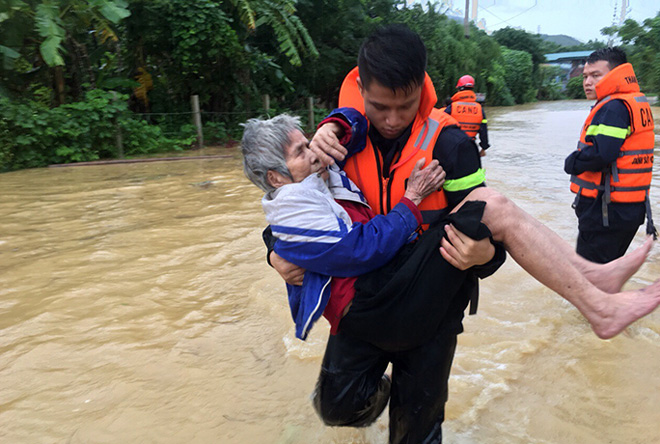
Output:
[
  {"xmin": 448, "ymin": 90, "xmax": 483, "ymax": 139},
  {"xmin": 338, "ymin": 67, "xmax": 457, "ymax": 230},
  {"xmin": 569, "ymin": 63, "xmax": 655, "ymax": 226}
]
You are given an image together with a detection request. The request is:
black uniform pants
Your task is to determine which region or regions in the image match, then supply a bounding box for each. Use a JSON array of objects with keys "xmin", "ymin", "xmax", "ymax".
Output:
[
  {"xmin": 312, "ymin": 327, "xmax": 457, "ymax": 444},
  {"xmin": 576, "ymin": 227, "xmax": 639, "ymax": 264},
  {"xmin": 312, "ymin": 201, "xmax": 493, "ymax": 443}
]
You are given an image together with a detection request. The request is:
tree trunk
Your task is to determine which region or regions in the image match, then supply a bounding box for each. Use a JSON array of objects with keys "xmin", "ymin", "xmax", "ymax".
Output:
[
  {"xmin": 53, "ymin": 66, "xmax": 66, "ymax": 105},
  {"xmin": 72, "ymin": 37, "xmax": 96, "ymax": 89}
]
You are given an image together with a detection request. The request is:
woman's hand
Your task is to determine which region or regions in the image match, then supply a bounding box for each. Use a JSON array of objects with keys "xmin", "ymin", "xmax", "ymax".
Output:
[{"xmin": 403, "ymin": 159, "xmax": 446, "ymax": 205}]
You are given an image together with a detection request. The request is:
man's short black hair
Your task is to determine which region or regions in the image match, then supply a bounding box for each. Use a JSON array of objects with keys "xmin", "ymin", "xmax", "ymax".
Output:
[
  {"xmin": 357, "ymin": 24, "xmax": 427, "ymax": 94},
  {"xmin": 586, "ymin": 47, "xmax": 627, "ymax": 69}
]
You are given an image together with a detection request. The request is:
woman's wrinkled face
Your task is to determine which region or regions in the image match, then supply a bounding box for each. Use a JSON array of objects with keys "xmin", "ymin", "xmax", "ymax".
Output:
[{"xmin": 283, "ymin": 129, "xmax": 328, "ymax": 183}]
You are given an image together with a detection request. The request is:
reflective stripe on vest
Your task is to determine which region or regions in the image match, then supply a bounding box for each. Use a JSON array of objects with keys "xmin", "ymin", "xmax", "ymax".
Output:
[
  {"xmin": 585, "ymin": 124, "xmax": 629, "ymax": 139},
  {"xmin": 414, "ymin": 118, "xmax": 440, "ymax": 151}
]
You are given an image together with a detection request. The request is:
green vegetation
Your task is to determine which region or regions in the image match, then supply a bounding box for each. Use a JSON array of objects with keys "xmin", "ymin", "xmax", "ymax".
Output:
[
  {"xmin": 0, "ymin": 90, "xmax": 190, "ymax": 170},
  {"xmin": 610, "ymin": 13, "xmax": 660, "ymax": 94},
  {"xmin": 537, "ymin": 64, "xmax": 566, "ymax": 101},
  {"xmin": 564, "ymin": 76, "xmax": 586, "ymax": 100},
  {"xmin": 1, "ymin": 1, "xmax": 658, "ymax": 171}
]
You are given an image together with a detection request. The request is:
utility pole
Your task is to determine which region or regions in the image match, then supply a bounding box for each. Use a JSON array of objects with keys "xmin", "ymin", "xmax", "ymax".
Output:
[
  {"xmin": 464, "ymin": 0, "xmax": 470, "ymax": 38},
  {"xmin": 619, "ymin": 0, "xmax": 628, "ymax": 24}
]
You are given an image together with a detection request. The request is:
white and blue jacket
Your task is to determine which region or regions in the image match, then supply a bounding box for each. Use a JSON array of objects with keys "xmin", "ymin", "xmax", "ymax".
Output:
[{"xmin": 262, "ymin": 166, "xmax": 421, "ymax": 340}]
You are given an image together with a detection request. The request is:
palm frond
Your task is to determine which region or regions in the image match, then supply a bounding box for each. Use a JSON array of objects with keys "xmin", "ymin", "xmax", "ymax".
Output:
[
  {"xmin": 229, "ymin": 0, "xmax": 256, "ymax": 30},
  {"xmin": 35, "ymin": 1, "xmax": 66, "ymax": 66},
  {"xmin": 254, "ymin": 0, "xmax": 318, "ymax": 66}
]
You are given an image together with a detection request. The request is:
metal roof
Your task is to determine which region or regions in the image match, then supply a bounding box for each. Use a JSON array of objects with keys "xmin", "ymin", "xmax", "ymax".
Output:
[{"xmin": 544, "ymin": 51, "xmax": 593, "ymax": 63}]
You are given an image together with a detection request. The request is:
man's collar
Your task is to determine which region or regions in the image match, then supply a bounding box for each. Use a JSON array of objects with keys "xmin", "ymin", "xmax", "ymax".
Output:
[{"xmin": 369, "ymin": 122, "xmax": 414, "ymax": 151}]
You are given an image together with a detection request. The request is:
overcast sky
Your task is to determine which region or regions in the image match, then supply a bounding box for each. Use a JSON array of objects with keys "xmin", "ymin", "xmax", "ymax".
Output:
[{"xmin": 435, "ymin": 0, "xmax": 660, "ymax": 42}]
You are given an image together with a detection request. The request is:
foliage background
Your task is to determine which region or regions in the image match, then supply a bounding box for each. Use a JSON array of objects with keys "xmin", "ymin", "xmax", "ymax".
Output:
[{"xmin": 1, "ymin": 0, "xmax": 658, "ymax": 171}]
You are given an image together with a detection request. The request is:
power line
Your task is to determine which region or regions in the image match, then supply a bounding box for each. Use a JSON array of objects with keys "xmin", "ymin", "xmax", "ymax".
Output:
[
  {"xmin": 478, "ymin": 1, "xmax": 511, "ymax": 24},
  {"xmin": 485, "ymin": 0, "xmax": 539, "ymax": 28}
]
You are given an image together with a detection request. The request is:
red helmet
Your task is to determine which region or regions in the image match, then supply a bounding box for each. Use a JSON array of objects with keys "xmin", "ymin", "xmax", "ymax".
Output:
[{"xmin": 456, "ymin": 75, "xmax": 475, "ymax": 89}]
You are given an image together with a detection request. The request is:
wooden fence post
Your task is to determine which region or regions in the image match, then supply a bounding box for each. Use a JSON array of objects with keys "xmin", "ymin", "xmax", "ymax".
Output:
[
  {"xmin": 191, "ymin": 94, "xmax": 203, "ymax": 149},
  {"xmin": 307, "ymin": 97, "xmax": 314, "ymax": 132},
  {"xmin": 112, "ymin": 91, "xmax": 124, "ymax": 159},
  {"xmin": 263, "ymin": 94, "xmax": 270, "ymax": 115}
]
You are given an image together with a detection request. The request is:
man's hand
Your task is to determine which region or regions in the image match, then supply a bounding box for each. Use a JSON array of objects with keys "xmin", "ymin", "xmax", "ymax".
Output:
[
  {"xmin": 270, "ymin": 251, "xmax": 305, "ymax": 286},
  {"xmin": 439, "ymin": 223, "xmax": 495, "ymax": 270},
  {"xmin": 309, "ymin": 122, "xmax": 348, "ymax": 167}
]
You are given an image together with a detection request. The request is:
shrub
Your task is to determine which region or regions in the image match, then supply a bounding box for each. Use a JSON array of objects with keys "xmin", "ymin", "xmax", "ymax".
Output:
[
  {"xmin": 485, "ymin": 61, "xmax": 516, "ymax": 106},
  {"xmin": 502, "ymin": 48, "xmax": 537, "ymax": 104},
  {"xmin": 0, "ymin": 90, "xmax": 190, "ymax": 171},
  {"xmin": 565, "ymin": 76, "xmax": 585, "ymax": 99},
  {"xmin": 537, "ymin": 65, "xmax": 567, "ymax": 101}
]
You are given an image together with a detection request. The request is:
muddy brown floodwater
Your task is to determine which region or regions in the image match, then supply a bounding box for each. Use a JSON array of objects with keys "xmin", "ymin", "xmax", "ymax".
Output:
[{"xmin": 1, "ymin": 100, "xmax": 659, "ymax": 443}]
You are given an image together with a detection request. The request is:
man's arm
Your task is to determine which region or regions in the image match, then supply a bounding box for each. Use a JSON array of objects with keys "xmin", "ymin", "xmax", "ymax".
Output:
[
  {"xmin": 309, "ymin": 107, "xmax": 368, "ymax": 167},
  {"xmin": 264, "ymin": 227, "xmax": 306, "ymax": 285},
  {"xmin": 564, "ymin": 100, "xmax": 630, "ymax": 175},
  {"xmin": 433, "ymin": 126, "xmax": 505, "ymax": 276},
  {"xmin": 437, "ymin": 127, "xmax": 486, "ymax": 208}
]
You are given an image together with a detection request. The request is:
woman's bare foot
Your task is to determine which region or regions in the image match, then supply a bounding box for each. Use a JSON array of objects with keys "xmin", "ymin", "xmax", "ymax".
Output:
[
  {"xmin": 584, "ymin": 236, "xmax": 654, "ymax": 294},
  {"xmin": 588, "ymin": 278, "xmax": 660, "ymax": 339}
]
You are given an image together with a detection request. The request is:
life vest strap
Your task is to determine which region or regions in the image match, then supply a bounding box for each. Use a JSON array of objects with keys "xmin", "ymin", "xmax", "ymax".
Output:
[
  {"xmin": 621, "ymin": 148, "xmax": 654, "ymax": 156},
  {"xmin": 570, "ymin": 175, "xmax": 603, "ymax": 191},
  {"xmin": 457, "ymin": 121, "xmax": 480, "ymax": 129},
  {"xmin": 571, "ymin": 190, "xmax": 580, "ymax": 209},
  {"xmin": 600, "ymin": 172, "xmax": 610, "ymax": 226},
  {"xmin": 616, "ymin": 167, "xmax": 653, "ymax": 174},
  {"xmin": 611, "ymin": 184, "xmax": 651, "ymax": 192},
  {"xmin": 611, "ymin": 163, "xmax": 619, "ymax": 183},
  {"xmin": 645, "ymin": 192, "xmax": 657, "ymax": 239}
]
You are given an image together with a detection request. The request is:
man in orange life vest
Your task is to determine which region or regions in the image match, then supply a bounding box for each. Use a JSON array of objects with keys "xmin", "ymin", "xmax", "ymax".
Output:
[
  {"xmin": 564, "ymin": 47, "xmax": 656, "ymax": 263},
  {"xmin": 444, "ymin": 74, "xmax": 490, "ymax": 156},
  {"xmin": 269, "ymin": 24, "xmax": 505, "ymax": 443}
]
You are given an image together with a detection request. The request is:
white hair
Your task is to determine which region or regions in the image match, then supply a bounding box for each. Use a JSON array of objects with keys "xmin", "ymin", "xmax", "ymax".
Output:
[{"xmin": 240, "ymin": 114, "xmax": 302, "ymax": 193}]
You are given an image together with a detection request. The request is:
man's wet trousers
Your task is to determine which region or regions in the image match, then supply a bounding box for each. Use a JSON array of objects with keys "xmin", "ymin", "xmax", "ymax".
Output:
[{"xmin": 312, "ymin": 327, "xmax": 457, "ymax": 444}]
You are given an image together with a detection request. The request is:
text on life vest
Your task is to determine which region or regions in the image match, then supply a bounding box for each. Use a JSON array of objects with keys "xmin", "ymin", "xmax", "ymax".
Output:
[
  {"xmin": 640, "ymin": 106, "xmax": 653, "ymax": 127},
  {"xmin": 456, "ymin": 105, "xmax": 478, "ymax": 114}
]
